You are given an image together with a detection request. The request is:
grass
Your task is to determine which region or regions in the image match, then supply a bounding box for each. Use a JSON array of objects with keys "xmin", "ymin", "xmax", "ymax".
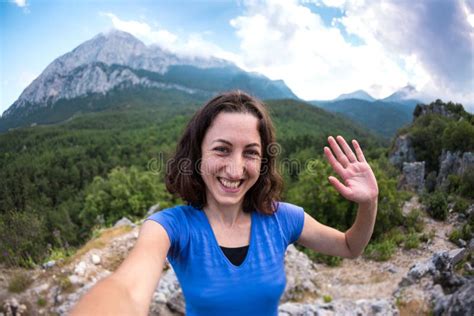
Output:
[
  {"xmin": 403, "ymin": 232, "xmax": 421, "ymax": 250},
  {"xmin": 66, "ymin": 225, "xmax": 133, "ymax": 264},
  {"xmin": 299, "ymin": 247, "xmax": 343, "ymax": 267},
  {"xmin": 323, "ymin": 294, "xmax": 332, "ymax": 303},
  {"xmin": 364, "ymin": 239, "xmax": 396, "ymax": 261},
  {"xmin": 8, "ymin": 271, "xmax": 33, "ymax": 293},
  {"xmin": 37, "ymin": 297, "xmax": 47, "ymax": 307}
]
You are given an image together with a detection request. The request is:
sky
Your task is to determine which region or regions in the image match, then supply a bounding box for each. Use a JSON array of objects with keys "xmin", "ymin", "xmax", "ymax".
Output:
[{"xmin": 1, "ymin": 0, "xmax": 474, "ymax": 115}]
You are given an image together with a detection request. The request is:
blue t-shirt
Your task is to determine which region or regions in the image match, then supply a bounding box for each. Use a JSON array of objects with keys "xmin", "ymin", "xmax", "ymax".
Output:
[{"xmin": 146, "ymin": 202, "xmax": 305, "ymax": 316}]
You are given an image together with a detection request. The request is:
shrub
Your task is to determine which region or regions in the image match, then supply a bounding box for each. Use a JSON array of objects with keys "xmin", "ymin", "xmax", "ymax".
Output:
[
  {"xmin": 8, "ymin": 272, "xmax": 33, "ymax": 293},
  {"xmin": 79, "ymin": 166, "xmax": 178, "ymax": 230},
  {"xmin": 37, "ymin": 297, "xmax": 47, "ymax": 307},
  {"xmin": 452, "ymin": 196, "xmax": 470, "ymax": 214},
  {"xmin": 404, "ymin": 208, "xmax": 425, "ymax": 233},
  {"xmin": 323, "ymin": 295, "xmax": 332, "ymax": 303},
  {"xmin": 424, "ymin": 191, "xmax": 448, "ymax": 220},
  {"xmin": 449, "ymin": 223, "xmax": 473, "ymax": 244},
  {"xmin": 0, "ymin": 210, "xmax": 48, "ymax": 267},
  {"xmin": 301, "ymin": 248, "xmax": 343, "ymax": 267},
  {"xmin": 420, "ymin": 229, "xmax": 436, "ymax": 243},
  {"xmin": 364, "ymin": 239, "xmax": 396, "ymax": 261},
  {"xmin": 459, "ymin": 167, "xmax": 474, "ymax": 199},
  {"xmin": 386, "ymin": 227, "xmax": 405, "ymax": 246},
  {"xmin": 403, "ymin": 233, "xmax": 421, "ymax": 250}
]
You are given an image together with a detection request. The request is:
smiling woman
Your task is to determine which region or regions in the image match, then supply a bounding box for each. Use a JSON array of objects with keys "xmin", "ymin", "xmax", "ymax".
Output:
[{"xmin": 71, "ymin": 90, "xmax": 379, "ymax": 316}]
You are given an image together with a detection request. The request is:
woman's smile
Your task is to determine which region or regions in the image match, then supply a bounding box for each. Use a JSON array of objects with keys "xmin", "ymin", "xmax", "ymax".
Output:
[
  {"xmin": 217, "ymin": 177, "xmax": 244, "ymax": 191},
  {"xmin": 200, "ymin": 112, "xmax": 262, "ymax": 209}
]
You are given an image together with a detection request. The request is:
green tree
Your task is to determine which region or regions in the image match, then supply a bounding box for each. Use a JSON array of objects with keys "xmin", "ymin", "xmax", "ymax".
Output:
[{"xmin": 79, "ymin": 166, "xmax": 177, "ymax": 229}]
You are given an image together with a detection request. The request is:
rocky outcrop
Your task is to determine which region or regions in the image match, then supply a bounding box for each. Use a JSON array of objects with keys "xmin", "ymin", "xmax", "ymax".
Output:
[
  {"xmin": 0, "ymin": 222, "xmax": 321, "ymax": 316},
  {"xmin": 398, "ymin": 162, "xmax": 425, "ymax": 193},
  {"xmin": 394, "ymin": 247, "xmax": 473, "ymax": 316},
  {"xmin": 389, "ymin": 135, "xmax": 416, "ymax": 170},
  {"xmin": 437, "ymin": 150, "xmax": 474, "ymax": 189},
  {"xmin": 282, "ymin": 245, "xmax": 319, "ymax": 302},
  {"xmin": 413, "ymin": 101, "xmax": 459, "ymax": 119},
  {"xmin": 278, "ymin": 298, "xmax": 399, "ymax": 315}
]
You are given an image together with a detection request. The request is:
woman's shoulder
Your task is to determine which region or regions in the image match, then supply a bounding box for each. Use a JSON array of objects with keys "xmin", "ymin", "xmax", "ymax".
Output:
[
  {"xmin": 147, "ymin": 204, "xmax": 198, "ymax": 221},
  {"xmin": 274, "ymin": 201, "xmax": 304, "ymax": 215}
]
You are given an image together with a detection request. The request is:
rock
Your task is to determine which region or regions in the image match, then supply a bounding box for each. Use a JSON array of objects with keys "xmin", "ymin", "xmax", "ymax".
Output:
[
  {"xmin": 458, "ymin": 239, "xmax": 467, "ymax": 247},
  {"xmin": 407, "ymin": 258, "xmax": 435, "ymax": 281},
  {"xmin": 278, "ymin": 298, "xmax": 399, "ymax": 315},
  {"xmin": 444, "ymin": 281, "xmax": 474, "ymax": 315},
  {"xmin": 432, "ymin": 252, "xmax": 466, "ymax": 294},
  {"xmin": 113, "ymin": 217, "xmax": 135, "ymax": 228},
  {"xmin": 383, "ymin": 263, "xmax": 398, "ymax": 274},
  {"xmin": 147, "ymin": 203, "xmax": 161, "ymax": 216},
  {"xmin": 389, "ymin": 134, "xmax": 416, "ymax": 169},
  {"xmin": 2, "ymin": 298, "xmax": 28, "ymax": 316},
  {"xmin": 91, "ymin": 254, "xmax": 101, "ymax": 265},
  {"xmin": 399, "ymin": 162, "xmax": 425, "ymax": 193},
  {"xmin": 43, "ymin": 260, "xmax": 56, "ymax": 269},
  {"xmin": 74, "ymin": 261, "xmax": 87, "ymax": 276},
  {"xmin": 446, "ymin": 248, "xmax": 466, "ymax": 265},
  {"xmin": 33, "ymin": 282, "xmax": 50, "ymax": 294},
  {"xmin": 437, "ymin": 151, "xmax": 474, "ymax": 189},
  {"xmin": 282, "ymin": 245, "xmax": 319, "ymax": 302},
  {"xmin": 464, "ymin": 262, "xmax": 473, "ymax": 273},
  {"xmin": 68, "ymin": 275, "xmax": 83, "ymax": 285}
]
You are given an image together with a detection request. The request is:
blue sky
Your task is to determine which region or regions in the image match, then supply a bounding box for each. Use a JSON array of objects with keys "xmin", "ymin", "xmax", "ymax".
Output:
[{"xmin": 1, "ymin": 0, "xmax": 474, "ymax": 114}]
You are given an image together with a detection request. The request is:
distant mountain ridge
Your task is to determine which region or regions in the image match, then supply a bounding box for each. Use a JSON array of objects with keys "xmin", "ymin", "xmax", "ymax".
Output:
[
  {"xmin": 335, "ymin": 90, "xmax": 375, "ymax": 102},
  {"xmin": 310, "ymin": 87, "xmax": 422, "ymax": 138},
  {"xmin": 1, "ymin": 30, "xmax": 297, "ymax": 131}
]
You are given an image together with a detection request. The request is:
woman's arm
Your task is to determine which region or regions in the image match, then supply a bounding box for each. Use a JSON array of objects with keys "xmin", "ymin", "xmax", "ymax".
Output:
[
  {"xmin": 70, "ymin": 220, "xmax": 170, "ymax": 315},
  {"xmin": 297, "ymin": 136, "xmax": 379, "ymax": 259}
]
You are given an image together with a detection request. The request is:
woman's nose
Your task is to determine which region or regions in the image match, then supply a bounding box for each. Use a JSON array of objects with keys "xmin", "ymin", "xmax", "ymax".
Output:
[{"xmin": 226, "ymin": 154, "xmax": 245, "ymax": 179}]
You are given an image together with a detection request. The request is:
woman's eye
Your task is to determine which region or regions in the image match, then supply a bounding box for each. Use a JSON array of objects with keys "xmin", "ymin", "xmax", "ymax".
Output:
[
  {"xmin": 214, "ymin": 147, "xmax": 229, "ymax": 153},
  {"xmin": 245, "ymin": 150, "xmax": 260, "ymax": 157}
]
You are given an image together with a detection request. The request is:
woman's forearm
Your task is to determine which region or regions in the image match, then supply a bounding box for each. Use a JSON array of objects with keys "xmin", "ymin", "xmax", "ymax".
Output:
[
  {"xmin": 70, "ymin": 275, "xmax": 145, "ymax": 316},
  {"xmin": 344, "ymin": 198, "xmax": 378, "ymax": 257}
]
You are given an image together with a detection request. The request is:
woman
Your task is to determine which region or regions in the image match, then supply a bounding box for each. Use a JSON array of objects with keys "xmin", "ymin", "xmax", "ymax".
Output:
[{"xmin": 72, "ymin": 91, "xmax": 378, "ymax": 315}]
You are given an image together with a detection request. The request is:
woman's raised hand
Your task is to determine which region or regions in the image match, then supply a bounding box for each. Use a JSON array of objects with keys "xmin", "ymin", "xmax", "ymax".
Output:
[{"xmin": 324, "ymin": 136, "xmax": 378, "ymax": 205}]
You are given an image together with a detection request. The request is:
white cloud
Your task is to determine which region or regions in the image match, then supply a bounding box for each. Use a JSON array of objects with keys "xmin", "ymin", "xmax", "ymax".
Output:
[
  {"xmin": 339, "ymin": 0, "xmax": 473, "ymax": 107},
  {"xmin": 228, "ymin": 0, "xmax": 473, "ymax": 110},
  {"xmin": 11, "ymin": 0, "xmax": 27, "ymax": 7},
  {"xmin": 230, "ymin": 0, "xmax": 414, "ymax": 100},
  {"xmin": 101, "ymin": 12, "xmax": 242, "ymax": 65}
]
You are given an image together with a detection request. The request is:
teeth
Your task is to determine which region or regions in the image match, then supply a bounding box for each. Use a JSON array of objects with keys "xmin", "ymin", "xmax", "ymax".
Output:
[{"xmin": 219, "ymin": 178, "xmax": 241, "ymax": 189}]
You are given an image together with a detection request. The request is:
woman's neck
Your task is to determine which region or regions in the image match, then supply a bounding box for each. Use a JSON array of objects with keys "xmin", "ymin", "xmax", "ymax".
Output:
[{"xmin": 203, "ymin": 202, "xmax": 247, "ymax": 229}]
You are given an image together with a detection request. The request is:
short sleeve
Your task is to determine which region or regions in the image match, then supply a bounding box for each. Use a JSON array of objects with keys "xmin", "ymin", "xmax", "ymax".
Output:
[
  {"xmin": 275, "ymin": 202, "xmax": 305, "ymax": 246},
  {"xmin": 145, "ymin": 206, "xmax": 189, "ymax": 260}
]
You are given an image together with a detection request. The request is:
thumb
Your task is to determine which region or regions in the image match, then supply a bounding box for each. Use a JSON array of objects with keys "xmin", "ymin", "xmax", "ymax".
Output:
[{"xmin": 328, "ymin": 176, "xmax": 351, "ymax": 198}]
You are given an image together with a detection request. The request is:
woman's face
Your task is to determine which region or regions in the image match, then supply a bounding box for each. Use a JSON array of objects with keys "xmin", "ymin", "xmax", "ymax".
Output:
[{"xmin": 200, "ymin": 112, "xmax": 262, "ymax": 210}]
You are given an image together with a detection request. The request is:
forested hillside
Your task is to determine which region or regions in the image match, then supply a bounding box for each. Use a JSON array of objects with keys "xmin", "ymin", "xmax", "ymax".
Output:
[{"xmin": 0, "ymin": 96, "xmax": 384, "ymax": 267}]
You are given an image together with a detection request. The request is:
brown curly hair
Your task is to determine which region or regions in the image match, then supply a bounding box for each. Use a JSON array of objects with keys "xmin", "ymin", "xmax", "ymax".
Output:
[{"xmin": 165, "ymin": 90, "xmax": 283, "ymax": 215}]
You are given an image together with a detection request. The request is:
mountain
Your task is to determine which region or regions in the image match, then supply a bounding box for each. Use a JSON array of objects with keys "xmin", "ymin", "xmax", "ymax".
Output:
[
  {"xmin": 310, "ymin": 99, "xmax": 414, "ymax": 138},
  {"xmin": 335, "ymin": 90, "xmax": 375, "ymax": 102},
  {"xmin": 0, "ymin": 30, "xmax": 297, "ymax": 132},
  {"xmin": 382, "ymin": 85, "xmax": 421, "ymax": 107},
  {"xmin": 307, "ymin": 85, "xmax": 424, "ymax": 138}
]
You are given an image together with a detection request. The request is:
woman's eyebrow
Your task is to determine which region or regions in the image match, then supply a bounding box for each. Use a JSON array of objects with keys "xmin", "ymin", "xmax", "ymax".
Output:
[
  {"xmin": 212, "ymin": 139, "xmax": 232, "ymax": 146},
  {"xmin": 211, "ymin": 139, "xmax": 261, "ymax": 148}
]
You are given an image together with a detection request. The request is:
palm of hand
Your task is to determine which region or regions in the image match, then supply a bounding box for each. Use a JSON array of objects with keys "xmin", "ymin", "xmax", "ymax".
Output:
[{"xmin": 324, "ymin": 136, "xmax": 379, "ymax": 204}]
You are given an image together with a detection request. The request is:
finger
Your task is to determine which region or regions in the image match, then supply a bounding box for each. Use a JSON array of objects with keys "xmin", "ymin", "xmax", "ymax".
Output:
[
  {"xmin": 324, "ymin": 146, "xmax": 345, "ymax": 176},
  {"xmin": 336, "ymin": 136, "xmax": 357, "ymax": 162},
  {"xmin": 351, "ymin": 139, "xmax": 366, "ymax": 162},
  {"xmin": 328, "ymin": 176, "xmax": 352, "ymax": 198},
  {"xmin": 328, "ymin": 136, "xmax": 350, "ymax": 168}
]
